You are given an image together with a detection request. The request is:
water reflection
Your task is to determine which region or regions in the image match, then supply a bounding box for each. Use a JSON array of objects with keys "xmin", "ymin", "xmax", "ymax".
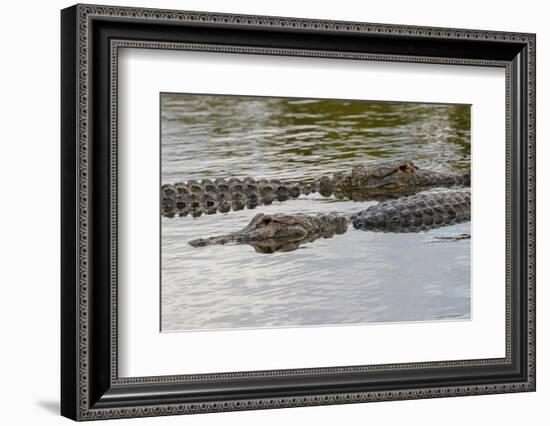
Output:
[{"xmin": 161, "ymin": 94, "xmax": 471, "ymax": 331}]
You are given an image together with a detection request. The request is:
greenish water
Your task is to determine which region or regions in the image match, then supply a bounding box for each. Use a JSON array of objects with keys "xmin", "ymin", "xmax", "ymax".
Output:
[{"xmin": 161, "ymin": 93, "xmax": 471, "ymax": 332}]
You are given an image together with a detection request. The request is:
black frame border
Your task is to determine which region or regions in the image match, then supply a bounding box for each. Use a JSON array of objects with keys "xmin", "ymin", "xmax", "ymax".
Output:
[{"xmin": 61, "ymin": 4, "xmax": 536, "ymax": 421}]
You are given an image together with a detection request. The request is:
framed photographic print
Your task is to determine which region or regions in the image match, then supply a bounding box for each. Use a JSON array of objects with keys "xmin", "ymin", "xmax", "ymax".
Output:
[{"xmin": 61, "ymin": 4, "xmax": 536, "ymax": 421}]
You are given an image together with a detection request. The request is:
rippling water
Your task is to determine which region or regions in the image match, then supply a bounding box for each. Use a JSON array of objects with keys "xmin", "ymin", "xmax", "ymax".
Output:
[{"xmin": 161, "ymin": 93, "xmax": 471, "ymax": 332}]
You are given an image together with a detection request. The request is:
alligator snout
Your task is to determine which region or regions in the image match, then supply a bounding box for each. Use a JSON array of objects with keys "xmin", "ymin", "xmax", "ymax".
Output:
[{"xmin": 188, "ymin": 238, "xmax": 209, "ymax": 247}]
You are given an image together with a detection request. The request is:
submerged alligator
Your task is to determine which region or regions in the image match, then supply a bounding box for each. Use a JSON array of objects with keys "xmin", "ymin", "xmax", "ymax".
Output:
[
  {"xmin": 188, "ymin": 188, "xmax": 471, "ymax": 253},
  {"xmin": 161, "ymin": 160, "xmax": 470, "ymax": 218},
  {"xmin": 189, "ymin": 212, "xmax": 350, "ymax": 254}
]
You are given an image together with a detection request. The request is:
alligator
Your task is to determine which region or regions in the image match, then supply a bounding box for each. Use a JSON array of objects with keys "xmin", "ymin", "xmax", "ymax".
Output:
[
  {"xmin": 188, "ymin": 188, "xmax": 471, "ymax": 253},
  {"xmin": 189, "ymin": 212, "xmax": 350, "ymax": 254},
  {"xmin": 161, "ymin": 160, "xmax": 470, "ymax": 218},
  {"xmin": 351, "ymin": 188, "xmax": 471, "ymax": 232}
]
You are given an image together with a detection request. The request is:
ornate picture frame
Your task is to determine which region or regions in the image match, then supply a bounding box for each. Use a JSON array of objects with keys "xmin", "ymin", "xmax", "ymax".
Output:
[{"xmin": 61, "ymin": 4, "xmax": 535, "ymax": 421}]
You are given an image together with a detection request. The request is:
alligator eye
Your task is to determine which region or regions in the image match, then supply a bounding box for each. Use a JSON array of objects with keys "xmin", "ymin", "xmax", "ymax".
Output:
[
  {"xmin": 261, "ymin": 216, "xmax": 272, "ymax": 226},
  {"xmin": 398, "ymin": 163, "xmax": 412, "ymax": 173}
]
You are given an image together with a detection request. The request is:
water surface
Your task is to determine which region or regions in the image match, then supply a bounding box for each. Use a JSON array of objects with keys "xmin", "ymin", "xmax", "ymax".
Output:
[{"xmin": 161, "ymin": 94, "xmax": 471, "ymax": 331}]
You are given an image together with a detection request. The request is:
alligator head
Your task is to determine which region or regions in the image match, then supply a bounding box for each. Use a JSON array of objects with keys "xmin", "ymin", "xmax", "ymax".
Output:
[
  {"xmin": 189, "ymin": 212, "xmax": 349, "ymax": 253},
  {"xmin": 322, "ymin": 160, "xmax": 469, "ymax": 200}
]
